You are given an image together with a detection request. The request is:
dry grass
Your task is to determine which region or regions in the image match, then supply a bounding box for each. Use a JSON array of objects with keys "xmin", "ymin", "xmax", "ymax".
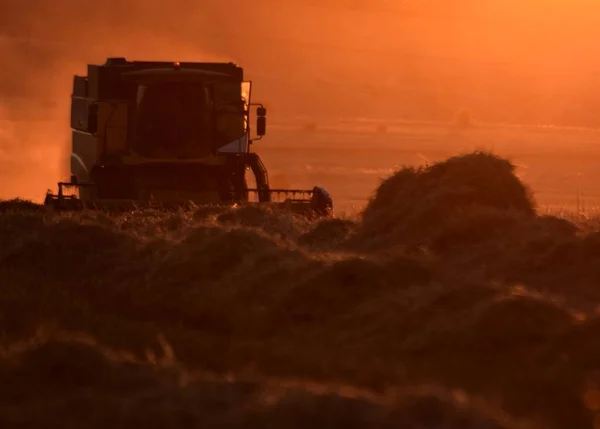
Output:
[
  {"xmin": 2, "ymin": 151, "xmax": 600, "ymax": 428},
  {"xmin": 0, "ymin": 327, "xmax": 537, "ymax": 429}
]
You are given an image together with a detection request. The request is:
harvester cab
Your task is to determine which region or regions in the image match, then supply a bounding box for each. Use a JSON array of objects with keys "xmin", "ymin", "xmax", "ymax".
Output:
[{"xmin": 44, "ymin": 57, "xmax": 333, "ymax": 216}]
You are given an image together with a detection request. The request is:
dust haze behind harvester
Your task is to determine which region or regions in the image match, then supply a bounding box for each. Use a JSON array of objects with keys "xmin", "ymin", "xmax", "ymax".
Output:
[
  {"xmin": 2, "ymin": 0, "xmax": 600, "ymax": 201},
  {"xmin": 0, "ymin": 0, "xmax": 235, "ymax": 202}
]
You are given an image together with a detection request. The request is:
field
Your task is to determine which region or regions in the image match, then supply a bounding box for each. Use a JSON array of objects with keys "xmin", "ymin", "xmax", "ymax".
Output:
[
  {"xmin": 3, "ymin": 122, "xmax": 600, "ymax": 428},
  {"xmin": 260, "ymin": 120, "xmax": 600, "ymax": 214}
]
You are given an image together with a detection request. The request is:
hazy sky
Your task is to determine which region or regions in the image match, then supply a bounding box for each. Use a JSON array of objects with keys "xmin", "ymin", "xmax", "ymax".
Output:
[
  {"xmin": 1, "ymin": 0, "xmax": 599, "ymax": 200},
  {"xmin": 1, "ymin": 0, "xmax": 599, "ymax": 117}
]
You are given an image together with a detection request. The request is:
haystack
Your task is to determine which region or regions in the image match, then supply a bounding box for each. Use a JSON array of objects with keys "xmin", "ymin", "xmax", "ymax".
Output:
[{"xmin": 359, "ymin": 151, "xmax": 536, "ymax": 247}]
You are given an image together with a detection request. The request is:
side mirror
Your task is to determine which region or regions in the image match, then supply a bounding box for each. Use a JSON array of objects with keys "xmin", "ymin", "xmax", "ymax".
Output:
[
  {"xmin": 257, "ymin": 116, "xmax": 267, "ymax": 136},
  {"xmin": 256, "ymin": 106, "xmax": 267, "ymax": 117},
  {"xmin": 87, "ymin": 103, "xmax": 99, "ymax": 134}
]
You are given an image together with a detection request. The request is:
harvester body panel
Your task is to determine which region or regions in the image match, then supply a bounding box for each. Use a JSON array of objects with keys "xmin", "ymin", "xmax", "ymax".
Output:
[{"xmin": 45, "ymin": 57, "xmax": 332, "ymax": 216}]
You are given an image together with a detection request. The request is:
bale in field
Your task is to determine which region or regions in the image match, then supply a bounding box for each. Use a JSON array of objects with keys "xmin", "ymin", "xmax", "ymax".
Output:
[
  {"xmin": 357, "ymin": 151, "xmax": 536, "ymax": 248},
  {"xmin": 456, "ymin": 109, "xmax": 473, "ymax": 128}
]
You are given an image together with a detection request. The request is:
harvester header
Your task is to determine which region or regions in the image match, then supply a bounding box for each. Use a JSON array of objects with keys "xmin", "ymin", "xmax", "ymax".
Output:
[{"xmin": 44, "ymin": 57, "xmax": 332, "ymax": 216}]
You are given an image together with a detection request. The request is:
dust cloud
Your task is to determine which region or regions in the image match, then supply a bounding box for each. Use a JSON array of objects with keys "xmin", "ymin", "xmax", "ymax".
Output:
[
  {"xmin": 1, "ymin": 0, "xmax": 599, "ymax": 200},
  {"xmin": 0, "ymin": 0, "xmax": 234, "ymax": 201}
]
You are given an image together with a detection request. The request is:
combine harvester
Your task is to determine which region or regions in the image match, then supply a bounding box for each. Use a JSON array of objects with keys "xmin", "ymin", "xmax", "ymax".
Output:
[{"xmin": 44, "ymin": 57, "xmax": 333, "ymax": 216}]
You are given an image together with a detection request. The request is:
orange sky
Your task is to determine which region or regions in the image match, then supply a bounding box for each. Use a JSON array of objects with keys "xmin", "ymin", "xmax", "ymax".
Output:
[
  {"xmin": 1, "ymin": 1, "xmax": 599, "ymax": 112},
  {"xmin": 1, "ymin": 0, "xmax": 599, "ymax": 200}
]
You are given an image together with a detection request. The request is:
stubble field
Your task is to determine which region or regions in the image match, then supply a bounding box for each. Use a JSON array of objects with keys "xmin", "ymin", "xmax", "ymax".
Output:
[
  {"xmin": 261, "ymin": 120, "xmax": 600, "ymax": 214},
  {"xmin": 2, "ymin": 121, "xmax": 600, "ymax": 428}
]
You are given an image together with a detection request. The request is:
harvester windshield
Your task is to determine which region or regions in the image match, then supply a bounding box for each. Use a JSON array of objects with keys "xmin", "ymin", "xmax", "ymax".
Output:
[
  {"xmin": 130, "ymin": 80, "xmax": 249, "ymax": 159},
  {"xmin": 213, "ymin": 81, "xmax": 248, "ymax": 147}
]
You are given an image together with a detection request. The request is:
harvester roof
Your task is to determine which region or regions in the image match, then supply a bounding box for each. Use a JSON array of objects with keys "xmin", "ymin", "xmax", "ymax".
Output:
[
  {"xmin": 122, "ymin": 67, "xmax": 232, "ymax": 83},
  {"xmin": 84, "ymin": 57, "xmax": 244, "ymax": 100}
]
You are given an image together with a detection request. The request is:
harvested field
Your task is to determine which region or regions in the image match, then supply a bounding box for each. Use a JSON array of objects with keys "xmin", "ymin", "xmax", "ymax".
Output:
[
  {"xmin": 3, "ymin": 1, "xmax": 600, "ymax": 426},
  {"xmin": 2, "ymin": 150, "xmax": 600, "ymax": 428}
]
